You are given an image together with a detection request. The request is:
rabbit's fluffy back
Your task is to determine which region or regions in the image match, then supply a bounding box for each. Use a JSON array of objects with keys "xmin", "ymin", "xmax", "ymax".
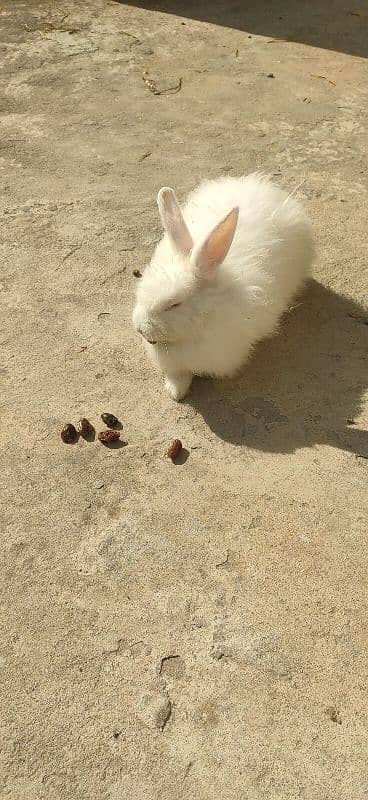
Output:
[
  {"xmin": 136, "ymin": 174, "xmax": 314, "ymax": 378},
  {"xmin": 183, "ymin": 174, "xmax": 313, "ymax": 294}
]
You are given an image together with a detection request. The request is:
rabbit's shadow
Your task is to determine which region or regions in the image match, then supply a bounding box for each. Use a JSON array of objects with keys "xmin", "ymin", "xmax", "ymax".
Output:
[{"xmin": 187, "ymin": 280, "xmax": 367, "ymax": 456}]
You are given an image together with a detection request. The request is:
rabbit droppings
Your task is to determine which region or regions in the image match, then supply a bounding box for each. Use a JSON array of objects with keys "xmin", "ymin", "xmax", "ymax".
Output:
[{"xmin": 132, "ymin": 174, "xmax": 314, "ymax": 401}]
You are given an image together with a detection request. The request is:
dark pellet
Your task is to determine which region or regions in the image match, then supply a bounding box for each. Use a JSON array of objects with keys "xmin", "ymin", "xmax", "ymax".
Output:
[
  {"xmin": 101, "ymin": 413, "xmax": 119, "ymax": 427},
  {"xmin": 61, "ymin": 423, "xmax": 78, "ymax": 443},
  {"xmin": 98, "ymin": 429, "xmax": 120, "ymax": 444},
  {"xmin": 77, "ymin": 418, "xmax": 94, "ymax": 438},
  {"xmin": 167, "ymin": 439, "xmax": 182, "ymax": 461}
]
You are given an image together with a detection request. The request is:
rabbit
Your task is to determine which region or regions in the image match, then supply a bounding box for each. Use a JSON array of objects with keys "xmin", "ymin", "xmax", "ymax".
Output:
[{"xmin": 132, "ymin": 173, "xmax": 314, "ymax": 400}]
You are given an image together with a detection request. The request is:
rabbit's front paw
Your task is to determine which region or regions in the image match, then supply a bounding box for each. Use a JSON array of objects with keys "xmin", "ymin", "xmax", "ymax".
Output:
[{"xmin": 165, "ymin": 372, "xmax": 192, "ymax": 401}]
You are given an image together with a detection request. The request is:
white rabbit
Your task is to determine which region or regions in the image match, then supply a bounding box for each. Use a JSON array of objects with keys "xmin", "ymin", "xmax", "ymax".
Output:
[{"xmin": 132, "ymin": 174, "xmax": 314, "ymax": 400}]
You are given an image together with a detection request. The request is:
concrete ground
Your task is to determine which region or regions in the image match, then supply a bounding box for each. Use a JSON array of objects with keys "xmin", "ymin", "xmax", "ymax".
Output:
[{"xmin": 1, "ymin": 1, "xmax": 367, "ymax": 798}]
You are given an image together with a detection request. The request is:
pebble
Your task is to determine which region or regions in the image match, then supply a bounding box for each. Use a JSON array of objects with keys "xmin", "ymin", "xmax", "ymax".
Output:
[{"xmin": 139, "ymin": 692, "xmax": 172, "ymax": 730}]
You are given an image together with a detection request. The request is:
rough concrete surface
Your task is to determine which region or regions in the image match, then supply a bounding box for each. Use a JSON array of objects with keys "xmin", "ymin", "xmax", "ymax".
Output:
[{"xmin": 1, "ymin": 1, "xmax": 367, "ymax": 799}]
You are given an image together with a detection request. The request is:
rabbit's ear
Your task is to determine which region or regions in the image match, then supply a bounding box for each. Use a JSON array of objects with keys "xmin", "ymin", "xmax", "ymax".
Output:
[
  {"xmin": 192, "ymin": 207, "xmax": 239, "ymax": 275},
  {"xmin": 157, "ymin": 187, "xmax": 193, "ymax": 256}
]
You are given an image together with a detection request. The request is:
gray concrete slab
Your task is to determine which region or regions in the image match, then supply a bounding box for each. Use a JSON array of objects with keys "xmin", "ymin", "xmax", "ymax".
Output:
[{"xmin": 1, "ymin": 2, "xmax": 367, "ymax": 798}]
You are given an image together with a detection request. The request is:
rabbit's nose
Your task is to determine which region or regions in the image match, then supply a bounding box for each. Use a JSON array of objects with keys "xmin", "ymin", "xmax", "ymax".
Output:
[{"xmin": 137, "ymin": 327, "xmax": 156, "ymax": 345}]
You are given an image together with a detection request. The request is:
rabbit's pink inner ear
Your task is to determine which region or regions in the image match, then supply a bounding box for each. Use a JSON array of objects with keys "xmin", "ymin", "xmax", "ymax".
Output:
[
  {"xmin": 193, "ymin": 207, "xmax": 239, "ymax": 274},
  {"xmin": 157, "ymin": 187, "xmax": 193, "ymax": 256}
]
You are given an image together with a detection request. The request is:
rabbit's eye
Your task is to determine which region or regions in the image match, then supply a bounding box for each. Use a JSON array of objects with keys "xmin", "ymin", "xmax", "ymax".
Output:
[{"xmin": 169, "ymin": 302, "xmax": 182, "ymax": 310}]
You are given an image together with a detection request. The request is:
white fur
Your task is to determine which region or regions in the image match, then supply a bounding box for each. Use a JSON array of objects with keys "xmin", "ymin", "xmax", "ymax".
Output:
[{"xmin": 132, "ymin": 174, "xmax": 314, "ymax": 400}]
